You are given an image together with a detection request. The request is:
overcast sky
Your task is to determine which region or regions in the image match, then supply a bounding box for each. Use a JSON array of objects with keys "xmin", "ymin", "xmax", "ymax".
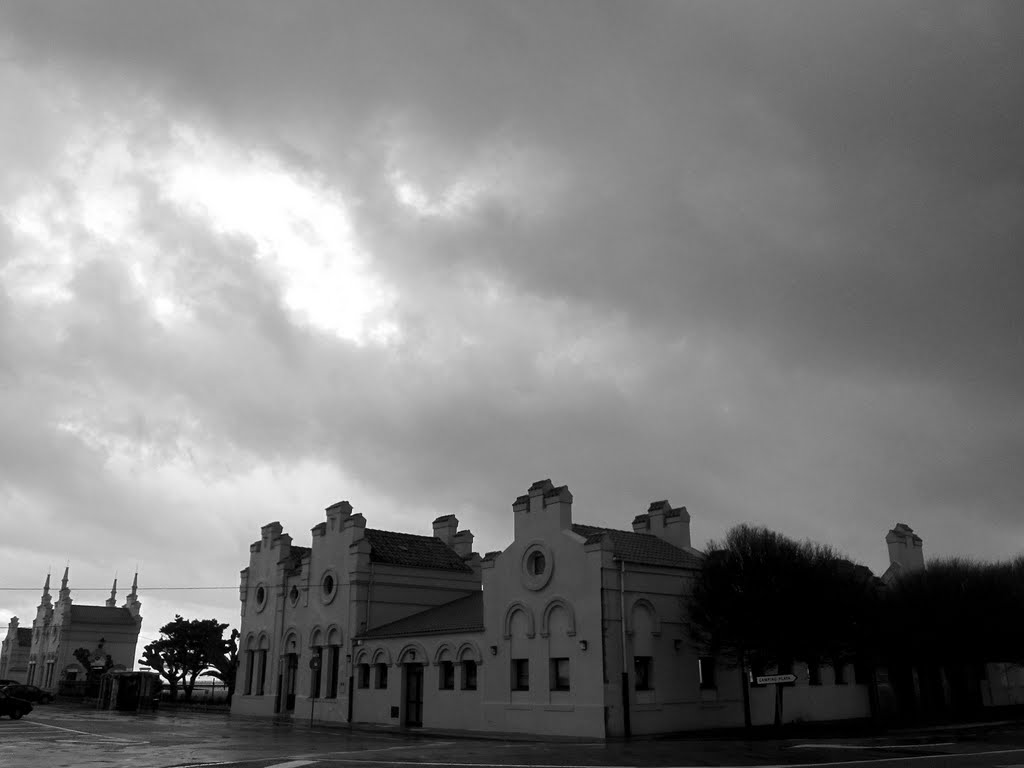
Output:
[{"xmin": 1, "ymin": 1, "xmax": 1022, "ymax": 654}]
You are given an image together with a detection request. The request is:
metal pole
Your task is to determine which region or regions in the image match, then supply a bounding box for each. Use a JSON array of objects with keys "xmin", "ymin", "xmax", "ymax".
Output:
[{"xmin": 619, "ymin": 560, "xmax": 631, "ymax": 738}]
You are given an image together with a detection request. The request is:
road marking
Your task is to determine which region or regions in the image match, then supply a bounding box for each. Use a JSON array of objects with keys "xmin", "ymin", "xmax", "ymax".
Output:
[
  {"xmin": 327, "ymin": 747, "xmax": 1024, "ymax": 768},
  {"xmin": 267, "ymin": 761, "xmax": 318, "ymax": 768},
  {"xmin": 303, "ymin": 742, "xmax": 456, "ymax": 758},
  {"xmin": 789, "ymin": 743, "xmax": 956, "ymax": 750},
  {"xmin": 21, "ymin": 719, "xmax": 140, "ymax": 743}
]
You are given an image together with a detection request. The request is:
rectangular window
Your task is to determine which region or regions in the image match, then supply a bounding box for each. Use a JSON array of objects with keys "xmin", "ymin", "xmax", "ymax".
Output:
[
  {"xmin": 310, "ymin": 648, "xmax": 322, "ymax": 698},
  {"xmin": 27, "ymin": 662, "xmax": 36, "ymax": 686},
  {"xmin": 327, "ymin": 646, "xmax": 340, "ymax": 698},
  {"xmin": 511, "ymin": 659, "xmax": 529, "ymax": 691},
  {"xmin": 357, "ymin": 663, "xmax": 370, "ymax": 689},
  {"xmin": 461, "ymin": 660, "xmax": 477, "ymax": 690},
  {"xmin": 698, "ymin": 657, "xmax": 716, "ymax": 689},
  {"xmin": 808, "ymin": 661, "xmax": 822, "ymax": 686},
  {"xmin": 634, "ymin": 656, "xmax": 652, "ymax": 691},
  {"xmin": 834, "ymin": 661, "xmax": 847, "ymax": 685},
  {"xmin": 549, "ymin": 658, "xmax": 570, "ymax": 691},
  {"xmin": 244, "ymin": 650, "xmax": 255, "ymax": 695},
  {"xmin": 375, "ymin": 663, "xmax": 388, "ymax": 689},
  {"xmin": 439, "ymin": 661, "xmax": 455, "ymax": 690},
  {"xmin": 45, "ymin": 661, "xmax": 54, "ymax": 688}
]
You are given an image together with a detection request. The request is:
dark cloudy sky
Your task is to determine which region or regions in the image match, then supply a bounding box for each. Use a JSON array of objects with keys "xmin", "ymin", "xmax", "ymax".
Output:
[{"xmin": 1, "ymin": 1, "xmax": 1022, "ymax": 651}]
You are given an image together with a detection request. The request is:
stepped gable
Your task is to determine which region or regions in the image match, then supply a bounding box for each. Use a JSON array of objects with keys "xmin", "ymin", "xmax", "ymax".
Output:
[
  {"xmin": 573, "ymin": 523, "xmax": 704, "ymax": 569},
  {"xmin": 69, "ymin": 605, "xmax": 137, "ymax": 626},
  {"xmin": 359, "ymin": 592, "xmax": 483, "ymax": 639},
  {"xmin": 364, "ymin": 529, "xmax": 473, "ymax": 572}
]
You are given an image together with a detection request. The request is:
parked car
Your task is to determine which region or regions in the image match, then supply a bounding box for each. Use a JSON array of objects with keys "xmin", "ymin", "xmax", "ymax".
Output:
[
  {"xmin": 0, "ymin": 679, "xmax": 20, "ymax": 687},
  {"xmin": 0, "ymin": 690, "xmax": 32, "ymax": 719},
  {"xmin": 0, "ymin": 684, "xmax": 54, "ymax": 704}
]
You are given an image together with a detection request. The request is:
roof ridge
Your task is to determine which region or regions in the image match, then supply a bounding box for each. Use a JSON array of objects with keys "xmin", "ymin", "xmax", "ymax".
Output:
[{"xmin": 367, "ymin": 527, "xmax": 448, "ymax": 541}]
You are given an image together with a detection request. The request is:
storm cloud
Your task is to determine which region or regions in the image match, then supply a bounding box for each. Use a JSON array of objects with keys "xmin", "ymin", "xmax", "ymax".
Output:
[{"xmin": 1, "ymin": 1, "xmax": 1022, "ymax": 645}]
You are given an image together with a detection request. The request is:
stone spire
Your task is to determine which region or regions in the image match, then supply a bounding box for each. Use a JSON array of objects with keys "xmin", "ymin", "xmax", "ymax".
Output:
[
  {"xmin": 35, "ymin": 572, "xmax": 54, "ymax": 625},
  {"xmin": 58, "ymin": 565, "xmax": 71, "ymax": 604},
  {"xmin": 105, "ymin": 578, "xmax": 118, "ymax": 608},
  {"xmin": 125, "ymin": 571, "xmax": 142, "ymax": 620},
  {"xmin": 40, "ymin": 573, "xmax": 52, "ymax": 607}
]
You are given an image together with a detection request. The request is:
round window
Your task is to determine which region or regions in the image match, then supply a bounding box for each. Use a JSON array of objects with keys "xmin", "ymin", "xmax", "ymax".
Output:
[
  {"xmin": 254, "ymin": 584, "xmax": 267, "ymax": 612},
  {"xmin": 520, "ymin": 542, "xmax": 554, "ymax": 591},
  {"xmin": 528, "ymin": 551, "xmax": 546, "ymax": 576},
  {"xmin": 320, "ymin": 569, "xmax": 339, "ymax": 605}
]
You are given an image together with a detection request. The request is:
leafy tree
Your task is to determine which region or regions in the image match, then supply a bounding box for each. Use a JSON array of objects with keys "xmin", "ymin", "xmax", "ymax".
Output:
[
  {"xmin": 687, "ymin": 524, "xmax": 879, "ymax": 726},
  {"xmin": 882, "ymin": 555, "xmax": 1024, "ymax": 714},
  {"xmin": 139, "ymin": 635, "xmax": 187, "ymax": 701},
  {"xmin": 139, "ymin": 615, "xmax": 235, "ymax": 702},
  {"xmin": 202, "ymin": 627, "xmax": 239, "ymax": 703},
  {"xmin": 73, "ymin": 647, "xmax": 92, "ymax": 671}
]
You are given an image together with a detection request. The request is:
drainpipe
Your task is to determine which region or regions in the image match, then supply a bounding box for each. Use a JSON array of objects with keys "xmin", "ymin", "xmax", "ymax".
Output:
[
  {"xmin": 620, "ymin": 559, "xmax": 631, "ymax": 738},
  {"xmin": 365, "ymin": 561, "xmax": 374, "ymax": 632}
]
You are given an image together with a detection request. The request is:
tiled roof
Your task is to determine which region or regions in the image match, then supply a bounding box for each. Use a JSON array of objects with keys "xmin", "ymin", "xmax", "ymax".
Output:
[
  {"xmin": 364, "ymin": 529, "xmax": 472, "ymax": 572},
  {"xmin": 16, "ymin": 628, "xmax": 31, "ymax": 647},
  {"xmin": 360, "ymin": 592, "xmax": 483, "ymax": 639},
  {"xmin": 69, "ymin": 605, "xmax": 137, "ymax": 626},
  {"xmin": 572, "ymin": 524, "xmax": 704, "ymax": 569}
]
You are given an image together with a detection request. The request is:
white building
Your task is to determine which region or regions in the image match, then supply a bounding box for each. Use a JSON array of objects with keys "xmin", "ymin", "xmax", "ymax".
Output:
[
  {"xmin": 233, "ymin": 479, "xmax": 872, "ymax": 736},
  {"xmin": 3, "ymin": 569, "xmax": 144, "ymax": 691}
]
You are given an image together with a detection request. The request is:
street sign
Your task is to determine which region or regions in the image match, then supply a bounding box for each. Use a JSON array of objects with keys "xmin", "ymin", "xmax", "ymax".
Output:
[{"xmin": 755, "ymin": 674, "xmax": 796, "ymax": 685}]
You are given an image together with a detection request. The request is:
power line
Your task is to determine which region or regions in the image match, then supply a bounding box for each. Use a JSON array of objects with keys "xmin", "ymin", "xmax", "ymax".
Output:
[
  {"xmin": 0, "ymin": 586, "xmax": 239, "ymax": 591},
  {"xmin": 0, "ymin": 582, "xmax": 329, "ymax": 592}
]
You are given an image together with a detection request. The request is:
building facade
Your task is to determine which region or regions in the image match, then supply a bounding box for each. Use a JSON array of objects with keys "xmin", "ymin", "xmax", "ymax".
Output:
[
  {"xmin": 7, "ymin": 569, "xmax": 144, "ymax": 691},
  {"xmin": 233, "ymin": 479, "xmax": 871, "ymax": 736},
  {"xmin": 0, "ymin": 619, "xmax": 31, "ymax": 682}
]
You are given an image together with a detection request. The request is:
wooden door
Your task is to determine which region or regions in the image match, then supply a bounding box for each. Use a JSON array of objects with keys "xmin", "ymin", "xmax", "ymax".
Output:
[{"xmin": 404, "ymin": 664, "xmax": 423, "ymax": 727}]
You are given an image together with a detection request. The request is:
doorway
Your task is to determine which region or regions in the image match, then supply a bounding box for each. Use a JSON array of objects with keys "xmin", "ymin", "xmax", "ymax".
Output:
[
  {"xmin": 281, "ymin": 653, "xmax": 298, "ymax": 713},
  {"xmin": 403, "ymin": 664, "xmax": 423, "ymax": 727}
]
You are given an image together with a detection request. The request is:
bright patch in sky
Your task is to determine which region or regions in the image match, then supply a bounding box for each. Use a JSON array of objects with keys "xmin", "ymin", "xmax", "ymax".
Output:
[
  {"xmin": 162, "ymin": 127, "xmax": 398, "ymax": 342},
  {"xmin": 2, "ymin": 94, "xmax": 398, "ymax": 344},
  {"xmin": 386, "ymin": 142, "xmax": 569, "ymax": 222}
]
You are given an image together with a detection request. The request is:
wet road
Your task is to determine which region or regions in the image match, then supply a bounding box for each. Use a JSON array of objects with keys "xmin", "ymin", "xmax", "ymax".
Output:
[{"xmin": 2, "ymin": 704, "xmax": 1023, "ymax": 768}]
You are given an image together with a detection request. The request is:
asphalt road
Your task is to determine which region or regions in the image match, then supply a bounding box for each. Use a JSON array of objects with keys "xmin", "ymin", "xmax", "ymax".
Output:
[{"xmin": 2, "ymin": 704, "xmax": 1024, "ymax": 768}]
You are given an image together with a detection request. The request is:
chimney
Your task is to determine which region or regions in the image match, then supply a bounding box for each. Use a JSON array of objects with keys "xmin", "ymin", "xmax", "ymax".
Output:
[
  {"xmin": 886, "ymin": 523, "xmax": 924, "ymax": 573},
  {"xmin": 527, "ymin": 479, "xmax": 555, "ymax": 512},
  {"xmin": 433, "ymin": 515, "xmax": 459, "ymax": 546},
  {"xmin": 514, "ymin": 479, "xmax": 574, "ymax": 537},
  {"xmin": 639, "ymin": 500, "xmax": 691, "ymax": 550},
  {"xmin": 452, "ymin": 529, "xmax": 474, "ymax": 558}
]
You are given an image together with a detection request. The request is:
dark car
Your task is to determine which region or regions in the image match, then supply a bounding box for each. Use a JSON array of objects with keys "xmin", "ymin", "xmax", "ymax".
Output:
[
  {"xmin": 0, "ymin": 684, "xmax": 54, "ymax": 704},
  {"xmin": 0, "ymin": 690, "xmax": 32, "ymax": 719}
]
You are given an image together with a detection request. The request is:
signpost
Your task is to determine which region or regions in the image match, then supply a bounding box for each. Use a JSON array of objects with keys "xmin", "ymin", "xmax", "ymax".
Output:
[
  {"xmin": 755, "ymin": 674, "xmax": 796, "ymax": 685},
  {"xmin": 755, "ymin": 673, "xmax": 796, "ymax": 726}
]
